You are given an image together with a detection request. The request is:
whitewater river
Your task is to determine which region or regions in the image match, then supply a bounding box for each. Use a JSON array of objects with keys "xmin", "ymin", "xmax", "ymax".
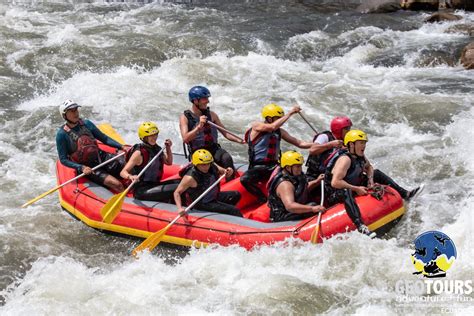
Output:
[{"xmin": 0, "ymin": 0, "xmax": 473, "ymax": 314}]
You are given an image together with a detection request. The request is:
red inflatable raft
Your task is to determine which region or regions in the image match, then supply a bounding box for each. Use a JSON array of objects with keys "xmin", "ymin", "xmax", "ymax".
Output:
[{"xmin": 57, "ymin": 127, "xmax": 405, "ymax": 249}]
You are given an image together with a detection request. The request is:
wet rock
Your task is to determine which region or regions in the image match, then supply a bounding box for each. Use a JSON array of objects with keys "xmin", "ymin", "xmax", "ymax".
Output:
[
  {"xmin": 460, "ymin": 42, "xmax": 474, "ymax": 70},
  {"xmin": 450, "ymin": 0, "xmax": 474, "ymax": 10},
  {"xmin": 400, "ymin": 0, "xmax": 474, "ymax": 11},
  {"xmin": 400, "ymin": 0, "xmax": 439, "ymax": 11},
  {"xmin": 425, "ymin": 12, "xmax": 462, "ymax": 22},
  {"xmin": 416, "ymin": 54, "xmax": 457, "ymax": 67},
  {"xmin": 445, "ymin": 24, "xmax": 474, "ymax": 36},
  {"xmin": 357, "ymin": 0, "xmax": 401, "ymax": 13}
]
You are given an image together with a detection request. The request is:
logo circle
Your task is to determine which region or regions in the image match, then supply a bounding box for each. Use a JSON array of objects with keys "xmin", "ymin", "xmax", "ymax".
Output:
[{"xmin": 411, "ymin": 231, "xmax": 457, "ymax": 277}]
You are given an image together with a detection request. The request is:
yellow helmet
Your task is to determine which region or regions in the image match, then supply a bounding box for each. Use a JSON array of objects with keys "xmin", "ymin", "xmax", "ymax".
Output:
[
  {"xmin": 344, "ymin": 129, "xmax": 368, "ymax": 146},
  {"xmin": 192, "ymin": 149, "xmax": 214, "ymax": 165},
  {"xmin": 138, "ymin": 122, "xmax": 159, "ymax": 141},
  {"xmin": 261, "ymin": 103, "xmax": 284, "ymax": 119},
  {"xmin": 280, "ymin": 150, "xmax": 304, "ymax": 168}
]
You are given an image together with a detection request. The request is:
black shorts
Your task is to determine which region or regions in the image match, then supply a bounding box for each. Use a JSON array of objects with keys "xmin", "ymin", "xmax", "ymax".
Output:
[{"xmin": 86, "ymin": 151, "xmax": 125, "ymax": 185}]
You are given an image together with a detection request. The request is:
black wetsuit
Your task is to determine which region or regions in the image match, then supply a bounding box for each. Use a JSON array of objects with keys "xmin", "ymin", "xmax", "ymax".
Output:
[{"xmin": 181, "ymin": 164, "xmax": 242, "ymax": 217}]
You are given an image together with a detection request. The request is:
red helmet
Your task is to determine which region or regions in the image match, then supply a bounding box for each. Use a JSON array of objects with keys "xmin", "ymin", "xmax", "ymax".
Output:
[{"xmin": 330, "ymin": 116, "xmax": 352, "ymax": 140}]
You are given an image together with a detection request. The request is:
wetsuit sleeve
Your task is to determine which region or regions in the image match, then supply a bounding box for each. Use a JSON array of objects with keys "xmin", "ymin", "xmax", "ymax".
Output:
[
  {"xmin": 84, "ymin": 120, "xmax": 123, "ymax": 149},
  {"xmin": 56, "ymin": 128, "xmax": 83, "ymax": 172}
]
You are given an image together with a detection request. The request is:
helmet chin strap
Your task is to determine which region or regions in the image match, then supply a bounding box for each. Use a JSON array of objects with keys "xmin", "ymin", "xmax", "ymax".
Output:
[
  {"xmin": 348, "ymin": 143, "xmax": 356, "ymax": 155},
  {"xmin": 63, "ymin": 114, "xmax": 77, "ymax": 125},
  {"xmin": 348, "ymin": 143, "xmax": 364, "ymax": 158},
  {"xmin": 285, "ymin": 166, "xmax": 295, "ymax": 176},
  {"xmin": 192, "ymin": 102, "xmax": 207, "ymax": 115}
]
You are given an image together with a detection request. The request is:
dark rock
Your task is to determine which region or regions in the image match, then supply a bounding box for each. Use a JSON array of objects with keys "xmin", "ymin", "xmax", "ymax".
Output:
[
  {"xmin": 401, "ymin": 0, "xmax": 474, "ymax": 11},
  {"xmin": 358, "ymin": 0, "xmax": 401, "ymax": 13},
  {"xmin": 460, "ymin": 42, "xmax": 474, "ymax": 70},
  {"xmin": 400, "ymin": 0, "xmax": 439, "ymax": 11},
  {"xmin": 445, "ymin": 24, "xmax": 474, "ymax": 36},
  {"xmin": 425, "ymin": 12, "xmax": 462, "ymax": 22},
  {"xmin": 450, "ymin": 0, "xmax": 474, "ymax": 10}
]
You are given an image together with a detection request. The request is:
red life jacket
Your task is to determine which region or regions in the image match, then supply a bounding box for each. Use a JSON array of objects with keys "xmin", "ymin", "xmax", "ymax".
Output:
[
  {"xmin": 63, "ymin": 120, "xmax": 100, "ymax": 165},
  {"xmin": 245, "ymin": 128, "xmax": 281, "ymax": 166},
  {"xmin": 305, "ymin": 131, "xmax": 335, "ymax": 177},
  {"xmin": 126, "ymin": 143, "xmax": 164, "ymax": 183},
  {"xmin": 184, "ymin": 108, "xmax": 219, "ymax": 153},
  {"xmin": 267, "ymin": 167, "xmax": 309, "ymax": 222}
]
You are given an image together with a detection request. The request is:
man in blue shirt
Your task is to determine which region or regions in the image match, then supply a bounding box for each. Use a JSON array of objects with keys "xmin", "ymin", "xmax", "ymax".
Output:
[{"xmin": 56, "ymin": 99, "xmax": 127, "ymax": 192}]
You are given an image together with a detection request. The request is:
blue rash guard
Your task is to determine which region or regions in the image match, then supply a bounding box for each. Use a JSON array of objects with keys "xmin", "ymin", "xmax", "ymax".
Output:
[{"xmin": 56, "ymin": 119, "xmax": 122, "ymax": 172}]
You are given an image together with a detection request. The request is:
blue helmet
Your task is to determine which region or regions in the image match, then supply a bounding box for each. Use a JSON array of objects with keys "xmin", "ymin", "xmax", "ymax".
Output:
[{"xmin": 188, "ymin": 86, "xmax": 211, "ymax": 102}]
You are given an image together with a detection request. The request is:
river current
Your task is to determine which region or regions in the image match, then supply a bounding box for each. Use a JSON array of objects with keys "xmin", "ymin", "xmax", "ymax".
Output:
[{"xmin": 0, "ymin": 0, "xmax": 473, "ymax": 314}]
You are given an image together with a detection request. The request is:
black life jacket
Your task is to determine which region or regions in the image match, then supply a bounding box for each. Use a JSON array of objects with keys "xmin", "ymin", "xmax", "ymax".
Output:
[
  {"xmin": 245, "ymin": 127, "xmax": 281, "ymax": 166},
  {"xmin": 267, "ymin": 167, "xmax": 309, "ymax": 222},
  {"xmin": 126, "ymin": 143, "xmax": 164, "ymax": 183},
  {"xmin": 182, "ymin": 164, "xmax": 220, "ymax": 205},
  {"xmin": 183, "ymin": 107, "xmax": 219, "ymax": 153},
  {"xmin": 63, "ymin": 120, "xmax": 100, "ymax": 165},
  {"xmin": 325, "ymin": 149, "xmax": 366, "ymax": 187},
  {"xmin": 306, "ymin": 131, "xmax": 335, "ymax": 177}
]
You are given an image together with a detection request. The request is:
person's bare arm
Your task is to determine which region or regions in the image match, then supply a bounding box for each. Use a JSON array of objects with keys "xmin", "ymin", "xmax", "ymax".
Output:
[
  {"xmin": 252, "ymin": 105, "xmax": 301, "ymax": 134},
  {"xmin": 180, "ymin": 113, "xmax": 206, "ymax": 144},
  {"xmin": 174, "ymin": 175, "xmax": 197, "ymax": 215},
  {"xmin": 277, "ymin": 181, "xmax": 325, "ymax": 214},
  {"xmin": 120, "ymin": 150, "xmax": 142, "ymax": 182},
  {"xmin": 309, "ymin": 140, "xmax": 343, "ymax": 155},
  {"xmin": 212, "ymin": 112, "xmax": 245, "ymax": 144},
  {"xmin": 331, "ymin": 156, "xmax": 368, "ymax": 196},
  {"xmin": 280, "ymin": 128, "xmax": 313, "ymax": 149},
  {"xmin": 214, "ymin": 163, "xmax": 233, "ymax": 178},
  {"xmin": 307, "ymin": 174, "xmax": 324, "ymax": 191},
  {"xmin": 364, "ymin": 157, "xmax": 375, "ymax": 187},
  {"xmin": 163, "ymin": 139, "xmax": 173, "ymax": 165}
]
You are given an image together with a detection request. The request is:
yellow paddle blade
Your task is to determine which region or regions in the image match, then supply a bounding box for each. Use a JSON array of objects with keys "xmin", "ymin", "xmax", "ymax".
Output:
[
  {"xmin": 98, "ymin": 123, "xmax": 125, "ymax": 145},
  {"xmin": 21, "ymin": 185, "xmax": 60, "ymax": 208},
  {"xmin": 100, "ymin": 191, "xmax": 127, "ymax": 224},
  {"xmin": 310, "ymin": 212, "xmax": 322, "ymax": 244},
  {"xmin": 132, "ymin": 223, "xmax": 172, "ymax": 257},
  {"xmin": 310, "ymin": 226, "xmax": 320, "ymax": 244}
]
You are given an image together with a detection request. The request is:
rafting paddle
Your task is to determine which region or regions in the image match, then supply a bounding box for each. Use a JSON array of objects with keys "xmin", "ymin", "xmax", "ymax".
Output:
[
  {"xmin": 100, "ymin": 147, "xmax": 165, "ymax": 224},
  {"xmin": 132, "ymin": 173, "xmax": 227, "ymax": 256},
  {"xmin": 21, "ymin": 152, "xmax": 126, "ymax": 208},
  {"xmin": 310, "ymin": 180, "xmax": 324, "ymax": 244},
  {"xmin": 206, "ymin": 121, "xmax": 245, "ymax": 143},
  {"xmin": 97, "ymin": 123, "xmax": 126, "ymax": 145},
  {"xmin": 298, "ymin": 112, "xmax": 318, "ymax": 135}
]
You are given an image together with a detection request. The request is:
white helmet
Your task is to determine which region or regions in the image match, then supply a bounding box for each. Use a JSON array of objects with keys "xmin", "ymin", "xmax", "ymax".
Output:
[{"xmin": 59, "ymin": 99, "xmax": 81, "ymax": 118}]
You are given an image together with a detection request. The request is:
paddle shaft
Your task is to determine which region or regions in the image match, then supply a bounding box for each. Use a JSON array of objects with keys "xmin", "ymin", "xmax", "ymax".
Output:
[
  {"xmin": 132, "ymin": 173, "xmax": 227, "ymax": 255},
  {"xmin": 22, "ymin": 151, "xmax": 125, "ymax": 208},
  {"xmin": 129, "ymin": 147, "xmax": 165, "ymax": 188},
  {"xmin": 298, "ymin": 112, "xmax": 318, "ymax": 135},
  {"xmin": 162, "ymin": 172, "xmax": 227, "ymax": 230},
  {"xmin": 206, "ymin": 121, "xmax": 245, "ymax": 143},
  {"xmin": 311, "ymin": 180, "xmax": 324, "ymax": 244},
  {"xmin": 101, "ymin": 147, "xmax": 165, "ymax": 223}
]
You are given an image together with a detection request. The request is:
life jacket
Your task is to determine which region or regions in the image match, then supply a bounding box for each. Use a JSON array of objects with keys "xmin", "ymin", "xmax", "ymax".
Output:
[
  {"xmin": 183, "ymin": 107, "xmax": 219, "ymax": 153},
  {"xmin": 325, "ymin": 149, "xmax": 366, "ymax": 187},
  {"xmin": 267, "ymin": 167, "xmax": 309, "ymax": 222},
  {"xmin": 182, "ymin": 164, "xmax": 220, "ymax": 205},
  {"xmin": 245, "ymin": 127, "xmax": 281, "ymax": 166},
  {"xmin": 126, "ymin": 143, "xmax": 164, "ymax": 183},
  {"xmin": 63, "ymin": 120, "xmax": 100, "ymax": 165},
  {"xmin": 305, "ymin": 131, "xmax": 335, "ymax": 177}
]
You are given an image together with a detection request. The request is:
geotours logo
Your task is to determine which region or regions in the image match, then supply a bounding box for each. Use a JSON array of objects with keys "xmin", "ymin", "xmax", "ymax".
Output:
[
  {"xmin": 412, "ymin": 231, "xmax": 456, "ymax": 278},
  {"xmin": 395, "ymin": 231, "xmax": 472, "ymax": 304}
]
